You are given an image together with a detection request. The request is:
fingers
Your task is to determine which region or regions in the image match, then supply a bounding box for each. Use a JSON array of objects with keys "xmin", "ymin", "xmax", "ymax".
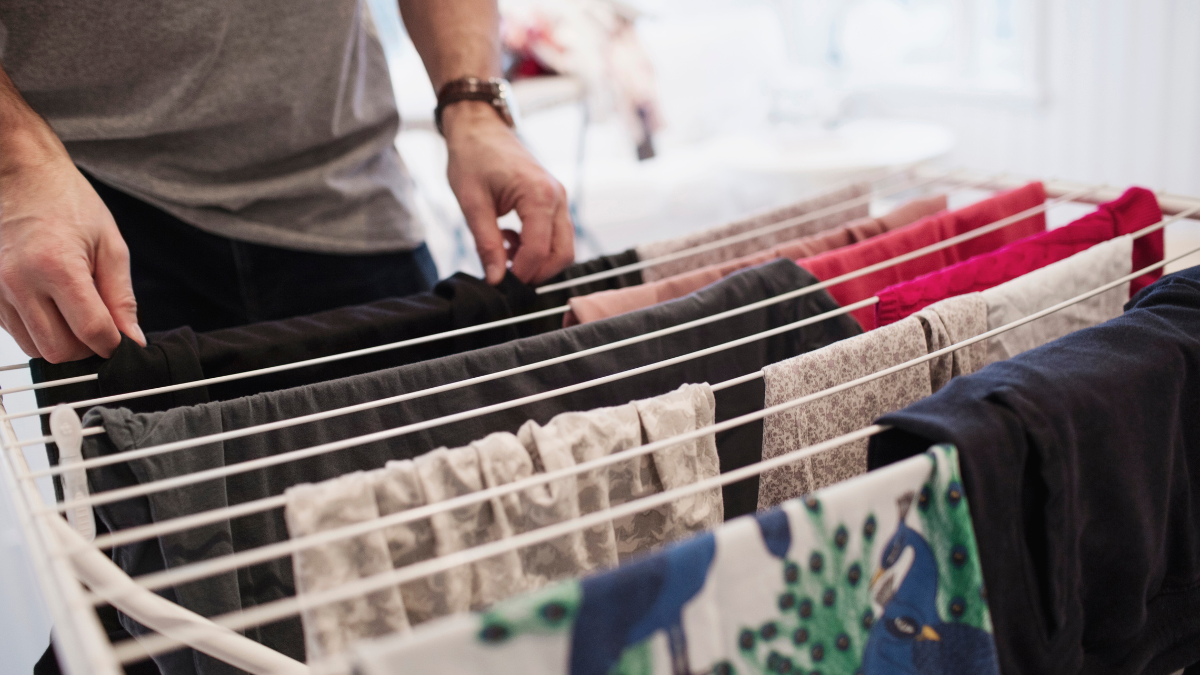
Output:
[
  {"xmin": 15, "ymin": 292, "xmax": 94, "ymax": 363},
  {"xmin": 0, "ymin": 248, "xmax": 123, "ymax": 361},
  {"xmin": 510, "ymin": 179, "xmax": 573, "ymax": 284},
  {"xmin": 94, "ymin": 227, "xmax": 144, "ymax": 345},
  {"xmin": 535, "ymin": 193, "xmax": 576, "ymax": 284},
  {"xmin": 0, "ymin": 298, "xmax": 40, "ymax": 359},
  {"xmin": 460, "ymin": 187, "xmax": 509, "ymax": 285},
  {"xmin": 48, "ymin": 259, "xmax": 124, "ymax": 359},
  {"xmin": 0, "ymin": 259, "xmax": 89, "ymax": 362}
]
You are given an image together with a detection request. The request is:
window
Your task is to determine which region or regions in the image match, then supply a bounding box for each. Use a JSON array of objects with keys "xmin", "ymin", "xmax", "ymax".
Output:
[{"xmin": 773, "ymin": 0, "xmax": 1042, "ymax": 97}]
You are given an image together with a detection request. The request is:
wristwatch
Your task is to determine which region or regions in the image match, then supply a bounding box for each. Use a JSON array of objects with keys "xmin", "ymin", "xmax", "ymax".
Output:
[{"xmin": 434, "ymin": 77, "xmax": 520, "ymax": 135}]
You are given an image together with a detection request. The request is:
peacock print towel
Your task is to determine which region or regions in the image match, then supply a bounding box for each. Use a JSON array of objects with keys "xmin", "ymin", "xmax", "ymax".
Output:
[{"xmin": 347, "ymin": 444, "xmax": 1000, "ymax": 675}]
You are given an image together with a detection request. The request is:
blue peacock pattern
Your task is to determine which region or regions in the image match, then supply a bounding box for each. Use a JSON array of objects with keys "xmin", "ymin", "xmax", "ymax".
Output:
[{"xmin": 462, "ymin": 445, "xmax": 997, "ymax": 675}]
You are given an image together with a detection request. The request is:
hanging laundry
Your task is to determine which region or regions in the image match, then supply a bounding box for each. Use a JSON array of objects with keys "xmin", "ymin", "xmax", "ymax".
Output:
[
  {"xmin": 285, "ymin": 472, "xmax": 412, "ymax": 661},
  {"xmin": 981, "ymin": 235, "xmax": 1132, "ymax": 364},
  {"xmin": 31, "ymin": 247, "xmax": 644, "ymax": 425},
  {"xmin": 515, "ymin": 403, "xmax": 644, "ymax": 570},
  {"xmin": 32, "ymin": 247, "xmax": 649, "ymax": 422},
  {"xmin": 914, "ymin": 294, "xmax": 990, "ymax": 392},
  {"xmin": 30, "ymin": 250, "xmax": 643, "ymax": 504},
  {"xmin": 539, "ymin": 249, "xmax": 647, "ymax": 298},
  {"xmin": 799, "ymin": 182, "xmax": 1047, "ymax": 331},
  {"xmin": 285, "ymin": 384, "xmax": 721, "ymax": 660},
  {"xmin": 868, "ymin": 265, "xmax": 1200, "ymax": 675},
  {"xmin": 874, "ymin": 186, "xmax": 1162, "ymax": 326},
  {"xmin": 636, "ymin": 183, "xmax": 872, "ymax": 282},
  {"xmin": 80, "ymin": 260, "xmax": 850, "ymax": 668},
  {"xmin": 564, "ymin": 194, "xmax": 948, "ymax": 326},
  {"xmin": 341, "ymin": 445, "xmax": 1000, "ymax": 675},
  {"xmin": 759, "ymin": 294, "xmax": 988, "ymax": 509},
  {"xmin": 29, "ymin": 272, "xmax": 545, "ymax": 417}
]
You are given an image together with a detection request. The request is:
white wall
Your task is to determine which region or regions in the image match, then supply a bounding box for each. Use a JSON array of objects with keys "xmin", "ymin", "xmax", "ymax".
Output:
[{"xmin": 847, "ymin": 0, "xmax": 1200, "ymax": 195}]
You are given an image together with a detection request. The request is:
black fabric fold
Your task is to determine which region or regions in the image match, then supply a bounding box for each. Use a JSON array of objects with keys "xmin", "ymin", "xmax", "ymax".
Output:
[{"xmin": 867, "ymin": 265, "xmax": 1200, "ymax": 675}]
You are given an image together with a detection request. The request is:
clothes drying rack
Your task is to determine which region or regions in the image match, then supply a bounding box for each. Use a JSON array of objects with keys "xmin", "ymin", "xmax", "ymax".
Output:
[{"xmin": 3, "ymin": 166, "xmax": 1200, "ymax": 675}]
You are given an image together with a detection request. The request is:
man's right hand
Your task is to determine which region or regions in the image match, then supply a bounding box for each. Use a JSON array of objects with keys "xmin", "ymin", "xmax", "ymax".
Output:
[{"xmin": 0, "ymin": 63, "xmax": 143, "ymax": 363}]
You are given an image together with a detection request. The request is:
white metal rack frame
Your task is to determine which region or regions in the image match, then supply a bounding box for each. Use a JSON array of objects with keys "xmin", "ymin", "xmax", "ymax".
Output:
[{"xmin": 3, "ymin": 166, "xmax": 1199, "ymax": 674}]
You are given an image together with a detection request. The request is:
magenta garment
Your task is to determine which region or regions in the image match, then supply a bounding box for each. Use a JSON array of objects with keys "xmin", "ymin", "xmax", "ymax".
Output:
[{"xmin": 874, "ymin": 187, "xmax": 1162, "ymax": 327}]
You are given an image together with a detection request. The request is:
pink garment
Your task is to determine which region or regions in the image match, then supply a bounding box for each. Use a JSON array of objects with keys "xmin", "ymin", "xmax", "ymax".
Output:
[
  {"xmin": 874, "ymin": 187, "xmax": 1163, "ymax": 327},
  {"xmin": 564, "ymin": 194, "xmax": 948, "ymax": 326},
  {"xmin": 798, "ymin": 182, "xmax": 1047, "ymax": 331}
]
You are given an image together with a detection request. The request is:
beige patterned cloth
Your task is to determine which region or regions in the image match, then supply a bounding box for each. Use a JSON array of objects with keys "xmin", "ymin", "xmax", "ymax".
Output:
[
  {"xmin": 369, "ymin": 460, "xmax": 456, "ymax": 626},
  {"xmin": 983, "ymin": 236, "xmax": 1132, "ymax": 363},
  {"xmin": 418, "ymin": 440, "xmax": 529, "ymax": 612},
  {"xmin": 757, "ymin": 294, "xmax": 991, "ymax": 509},
  {"xmin": 912, "ymin": 293, "xmax": 989, "ymax": 392},
  {"xmin": 516, "ymin": 403, "xmax": 641, "ymax": 569},
  {"xmin": 635, "ymin": 182, "xmax": 871, "ymax": 282},
  {"xmin": 633, "ymin": 384, "xmax": 722, "ymax": 543},
  {"xmin": 758, "ymin": 318, "xmax": 931, "ymax": 509},
  {"xmin": 285, "ymin": 383, "xmax": 722, "ymax": 657},
  {"xmin": 285, "ymin": 472, "xmax": 410, "ymax": 661}
]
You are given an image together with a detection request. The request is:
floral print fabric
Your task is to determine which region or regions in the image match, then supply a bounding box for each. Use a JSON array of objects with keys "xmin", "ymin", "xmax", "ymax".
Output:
[
  {"xmin": 758, "ymin": 317, "xmax": 931, "ymax": 509},
  {"xmin": 758, "ymin": 294, "xmax": 990, "ymax": 509},
  {"xmin": 345, "ymin": 445, "xmax": 1000, "ymax": 675}
]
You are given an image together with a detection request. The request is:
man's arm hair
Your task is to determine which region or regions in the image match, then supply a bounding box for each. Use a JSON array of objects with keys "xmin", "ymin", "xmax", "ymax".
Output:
[
  {"xmin": 396, "ymin": 0, "xmax": 502, "ymax": 90},
  {"xmin": 0, "ymin": 62, "xmax": 62, "ymax": 178}
]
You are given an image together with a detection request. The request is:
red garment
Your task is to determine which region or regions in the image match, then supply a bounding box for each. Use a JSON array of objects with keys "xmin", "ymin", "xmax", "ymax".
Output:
[
  {"xmin": 797, "ymin": 182, "xmax": 1047, "ymax": 330},
  {"xmin": 873, "ymin": 187, "xmax": 1163, "ymax": 327}
]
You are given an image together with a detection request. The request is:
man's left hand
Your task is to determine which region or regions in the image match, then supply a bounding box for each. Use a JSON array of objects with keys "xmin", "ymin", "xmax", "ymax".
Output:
[{"xmin": 443, "ymin": 100, "xmax": 574, "ymax": 286}]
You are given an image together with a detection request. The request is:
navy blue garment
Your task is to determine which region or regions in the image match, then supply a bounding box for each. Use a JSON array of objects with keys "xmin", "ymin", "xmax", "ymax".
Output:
[{"xmin": 867, "ymin": 266, "xmax": 1200, "ymax": 675}]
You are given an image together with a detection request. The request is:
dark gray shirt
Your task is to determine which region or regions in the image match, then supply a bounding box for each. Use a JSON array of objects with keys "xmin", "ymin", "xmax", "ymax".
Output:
[{"xmin": 0, "ymin": 1, "xmax": 422, "ymax": 253}]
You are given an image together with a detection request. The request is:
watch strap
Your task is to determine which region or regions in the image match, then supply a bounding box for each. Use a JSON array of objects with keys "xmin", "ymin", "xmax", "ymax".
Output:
[{"xmin": 435, "ymin": 77, "xmax": 515, "ymax": 135}]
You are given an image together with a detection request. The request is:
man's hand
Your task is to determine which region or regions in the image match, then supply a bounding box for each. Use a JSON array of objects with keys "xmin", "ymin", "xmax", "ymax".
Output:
[
  {"xmin": 0, "ymin": 62, "xmax": 143, "ymax": 363},
  {"xmin": 397, "ymin": 0, "xmax": 575, "ymax": 286},
  {"xmin": 443, "ymin": 101, "xmax": 574, "ymax": 285},
  {"xmin": 0, "ymin": 158, "xmax": 143, "ymax": 362}
]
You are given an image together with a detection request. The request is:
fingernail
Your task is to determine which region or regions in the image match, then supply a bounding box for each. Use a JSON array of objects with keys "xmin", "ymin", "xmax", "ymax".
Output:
[{"xmin": 131, "ymin": 324, "xmax": 147, "ymax": 345}]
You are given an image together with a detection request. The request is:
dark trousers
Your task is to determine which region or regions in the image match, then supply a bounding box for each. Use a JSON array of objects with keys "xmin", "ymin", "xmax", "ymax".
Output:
[{"xmin": 84, "ymin": 172, "xmax": 439, "ymax": 333}]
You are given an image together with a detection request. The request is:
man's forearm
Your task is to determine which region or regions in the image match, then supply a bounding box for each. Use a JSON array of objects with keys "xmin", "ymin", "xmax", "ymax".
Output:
[
  {"xmin": 396, "ymin": 0, "xmax": 501, "ymax": 91},
  {"xmin": 0, "ymin": 63, "xmax": 64, "ymax": 176}
]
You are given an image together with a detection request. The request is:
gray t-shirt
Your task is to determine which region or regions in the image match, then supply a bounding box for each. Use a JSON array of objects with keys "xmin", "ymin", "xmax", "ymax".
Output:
[{"xmin": 0, "ymin": 1, "xmax": 423, "ymax": 253}]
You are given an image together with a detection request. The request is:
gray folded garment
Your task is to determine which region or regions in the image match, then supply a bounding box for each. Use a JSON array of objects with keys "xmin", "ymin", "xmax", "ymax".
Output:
[
  {"xmin": 80, "ymin": 257, "xmax": 858, "ymax": 669},
  {"xmin": 285, "ymin": 383, "xmax": 721, "ymax": 659}
]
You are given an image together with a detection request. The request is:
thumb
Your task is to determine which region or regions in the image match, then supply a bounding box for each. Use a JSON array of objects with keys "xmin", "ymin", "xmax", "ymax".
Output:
[
  {"xmin": 461, "ymin": 192, "xmax": 508, "ymax": 285},
  {"xmin": 94, "ymin": 228, "xmax": 144, "ymax": 346}
]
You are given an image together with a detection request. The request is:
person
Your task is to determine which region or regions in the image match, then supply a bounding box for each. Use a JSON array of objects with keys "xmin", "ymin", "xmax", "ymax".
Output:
[{"xmin": 0, "ymin": 0, "xmax": 575, "ymax": 366}]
